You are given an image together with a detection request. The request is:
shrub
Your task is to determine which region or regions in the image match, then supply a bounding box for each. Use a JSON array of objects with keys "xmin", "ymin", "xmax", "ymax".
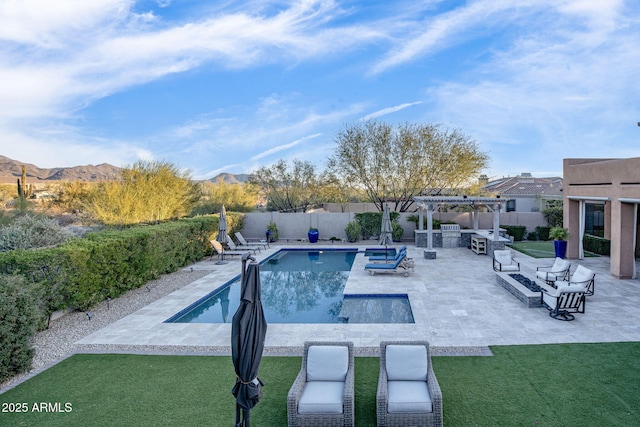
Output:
[
  {"xmin": 392, "ymin": 222, "xmax": 404, "ymax": 242},
  {"xmin": 0, "ymin": 275, "xmax": 42, "ymax": 382},
  {"xmin": 500, "ymin": 225, "xmax": 526, "ymax": 241},
  {"xmin": 406, "ymin": 214, "xmax": 441, "ymax": 230},
  {"xmin": 0, "ymin": 214, "xmax": 70, "ymax": 252},
  {"xmin": 542, "ymin": 205, "xmax": 563, "ymax": 227},
  {"xmin": 355, "ymin": 212, "xmax": 400, "ymax": 240},
  {"xmin": 583, "ymin": 235, "xmax": 611, "ymax": 255},
  {"xmin": 535, "ymin": 226, "xmax": 551, "ymax": 241},
  {"xmin": 345, "ymin": 220, "xmax": 361, "ymax": 242}
]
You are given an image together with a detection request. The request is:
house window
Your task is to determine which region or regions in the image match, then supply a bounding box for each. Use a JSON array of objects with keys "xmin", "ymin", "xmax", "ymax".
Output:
[
  {"xmin": 585, "ymin": 203, "xmax": 604, "ymax": 237},
  {"xmin": 506, "ymin": 199, "xmax": 516, "ymax": 212}
]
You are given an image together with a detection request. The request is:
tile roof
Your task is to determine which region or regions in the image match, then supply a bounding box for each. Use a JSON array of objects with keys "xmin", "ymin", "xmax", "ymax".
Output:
[{"xmin": 484, "ymin": 175, "xmax": 563, "ymax": 196}]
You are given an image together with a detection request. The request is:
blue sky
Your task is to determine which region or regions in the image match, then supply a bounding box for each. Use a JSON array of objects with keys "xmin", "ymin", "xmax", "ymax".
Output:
[{"xmin": 1, "ymin": 0, "xmax": 639, "ymax": 180}]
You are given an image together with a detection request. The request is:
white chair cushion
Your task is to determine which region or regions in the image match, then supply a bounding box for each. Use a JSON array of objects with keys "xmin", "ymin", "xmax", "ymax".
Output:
[
  {"xmin": 307, "ymin": 345, "xmax": 348, "ymax": 381},
  {"xmin": 387, "ymin": 380, "xmax": 432, "ymax": 413},
  {"xmin": 298, "ymin": 381, "xmax": 344, "ymax": 414},
  {"xmin": 386, "ymin": 345, "xmax": 427, "ymax": 381},
  {"xmin": 542, "ymin": 291, "xmax": 557, "ymax": 309},
  {"xmin": 500, "ymin": 265, "xmax": 520, "ymax": 272},
  {"xmin": 536, "ymin": 271, "xmax": 560, "ymax": 281},
  {"xmin": 571, "ymin": 265, "xmax": 594, "ymax": 284},
  {"xmin": 494, "ymin": 250, "xmax": 512, "ymax": 265}
]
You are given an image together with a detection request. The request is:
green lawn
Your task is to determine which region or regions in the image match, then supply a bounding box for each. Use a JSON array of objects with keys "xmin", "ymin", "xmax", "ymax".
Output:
[
  {"xmin": 1, "ymin": 342, "xmax": 639, "ymax": 426},
  {"xmin": 510, "ymin": 241, "xmax": 598, "ymax": 259}
]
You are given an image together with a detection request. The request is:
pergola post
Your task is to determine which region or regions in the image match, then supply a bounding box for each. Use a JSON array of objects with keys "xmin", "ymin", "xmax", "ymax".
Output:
[{"xmin": 426, "ymin": 204, "xmax": 434, "ymax": 250}]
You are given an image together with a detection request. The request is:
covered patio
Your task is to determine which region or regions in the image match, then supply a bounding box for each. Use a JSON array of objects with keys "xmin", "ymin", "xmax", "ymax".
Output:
[{"xmin": 413, "ymin": 196, "xmax": 511, "ymax": 257}]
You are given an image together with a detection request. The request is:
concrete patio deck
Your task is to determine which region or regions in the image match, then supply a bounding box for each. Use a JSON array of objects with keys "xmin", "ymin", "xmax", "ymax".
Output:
[{"xmin": 75, "ymin": 243, "xmax": 640, "ymax": 354}]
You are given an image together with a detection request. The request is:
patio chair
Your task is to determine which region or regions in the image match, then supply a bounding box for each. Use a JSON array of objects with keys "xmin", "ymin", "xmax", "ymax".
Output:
[
  {"xmin": 492, "ymin": 249, "xmax": 520, "ymax": 272},
  {"xmin": 287, "ymin": 341, "xmax": 355, "ymax": 427},
  {"xmin": 364, "ymin": 252, "xmax": 414, "ymax": 277},
  {"xmin": 540, "ymin": 279, "xmax": 587, "ymax": 321},
  {"xmin": 536, "ymin": 257, "xmax": 571, "ymax": 286},
  {"xmin": 226, "ymin": 238, "xmax": 260, "ymax": 254},
  {"xmin": 377, "ymin": 341, "xmax": 443, "ymax": 427},
  {"xmin": 235, "ymin": 232, "xmax": 270, "ymax": 250},
  {"xmin": 553, "ymin": 264, "xmax": 596, "ymax": 296},
  {"xmin": 209, "ymin": 240, "xmax": 247, "ymax": 261}
]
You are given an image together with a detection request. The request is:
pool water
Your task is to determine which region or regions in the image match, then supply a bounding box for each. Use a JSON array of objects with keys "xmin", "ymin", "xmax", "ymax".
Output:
[{"xmin": 166, "ymin": 249, "xmax": 414, "ymax": 324}]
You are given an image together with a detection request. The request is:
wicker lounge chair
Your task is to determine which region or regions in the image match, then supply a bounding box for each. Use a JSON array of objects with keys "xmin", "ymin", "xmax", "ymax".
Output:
[
  {"xmin": 377, "ymin": 341, "xmax": 443, "ymax": 427},
  {"xmin": 287, "ymin": 341, "xmax": 355, "ymax": 427},
  {"xmin": 492, "ymin": 249, "xmax": 520, "ymax": 272},
  {"xmin": 235, "ymin": 232, "xmax": 270, "ymax": 250},
  {"xmin": 536, "ymin": 257, "xmax": 571, "ymax": 285}
]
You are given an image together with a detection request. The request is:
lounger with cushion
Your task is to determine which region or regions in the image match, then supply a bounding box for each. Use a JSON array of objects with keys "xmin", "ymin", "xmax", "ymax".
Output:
[
  {"xmin": 287, "ymin": 341, "xmax": 354, "ymax": 427},
  {"xmin": 368, "ymin": 246, "xmax": 407, "ymax": 262},
  {"xmin": 364, "ymin": 252, "xmax": 414, "ymax": 277},
  {"xmin": 492, "ymin": 249, "xmax": 520, "ymax": 272},
  {"xmin": 377, "ymin": 341, "xmax": 443, "ymax": 427},
  {"xmin": 536, "ymin": 258, "xmax": 571, "ymax": 285}
]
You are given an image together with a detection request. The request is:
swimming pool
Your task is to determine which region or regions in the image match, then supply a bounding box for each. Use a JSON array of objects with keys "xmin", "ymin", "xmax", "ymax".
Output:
[{"xmin": 166, "ymin": 249, "xmax": 414, "ymax": 324}]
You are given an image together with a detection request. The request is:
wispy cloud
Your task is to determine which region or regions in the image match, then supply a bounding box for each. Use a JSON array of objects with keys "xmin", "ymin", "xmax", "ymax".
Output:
[
  {"xmin": 251, "ymin": 133, "xmax": 322, "ymax": 161},
  {"xmin": 359, "ymin": 101, "xmax": 423, "ymax": 121}
]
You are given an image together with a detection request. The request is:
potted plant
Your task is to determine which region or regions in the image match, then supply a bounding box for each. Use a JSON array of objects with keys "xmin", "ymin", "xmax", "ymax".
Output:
[
  {"xmin": 266, "ymin": 221, "xmax": 279, "ymax": 243},
  {"xmin": 308, "ymin": 227, "xmax": 319, "ymax": 243},
  {"xmin": 549, "ymin": 227, "xmax": 569, "ymax": 259}
]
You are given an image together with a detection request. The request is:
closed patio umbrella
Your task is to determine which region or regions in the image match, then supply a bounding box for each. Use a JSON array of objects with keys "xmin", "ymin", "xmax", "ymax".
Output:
[
  {"xmin": 217, "ymin": 205, "xmax": 229, "ymax": 264},
  {"xmin": 379, "ymin": 203, "xmax": 393, "ymax": 257},
  {"xmin": 231, "ymin": 253, "xmax": 267, "ymax": 427}
]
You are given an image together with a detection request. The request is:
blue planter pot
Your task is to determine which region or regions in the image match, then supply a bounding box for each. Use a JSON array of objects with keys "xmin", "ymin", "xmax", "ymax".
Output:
[
  {"xmin": 554, "ymin": 240, "xmax": 567, "ymax": 259},
  {"xmin": 308, "ymin": 229, "xmax": 319, "ymax": 243}
]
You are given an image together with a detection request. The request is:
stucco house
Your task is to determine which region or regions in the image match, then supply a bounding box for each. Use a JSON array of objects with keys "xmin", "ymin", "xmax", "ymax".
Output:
[
  {"xmin": 564, "ymin": 158, "xmax": 640, "ymax": 279},
  {"xmin": 482, "ymin": 173, "xmax": 563, "ymax": 213}
]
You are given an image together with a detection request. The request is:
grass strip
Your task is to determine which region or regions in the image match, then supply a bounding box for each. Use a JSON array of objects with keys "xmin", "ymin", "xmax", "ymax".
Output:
[
  {"xmin": 1, "ymin": 343, "xmax": 639, "ymax": 426},
  {"xmin": 510, "ymin": 241, "xmax": 598, "ymax": 258}
]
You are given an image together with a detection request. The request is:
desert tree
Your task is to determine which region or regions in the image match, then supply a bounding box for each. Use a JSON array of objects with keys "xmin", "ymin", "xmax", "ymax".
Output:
[
  {"xmin": 327, "ymin": 121, "xmax": 489, "ymax": 212},
  {"xmin": 86, "ymin": 160, "xmax": 199, "ymax": 226},
  {"xmin": 249, "ymin": 159, "xmax": 321, "ymax": 212},
  {"xmin": 192, "ymin": 178, "xmax": 259, "ymax": 215}
]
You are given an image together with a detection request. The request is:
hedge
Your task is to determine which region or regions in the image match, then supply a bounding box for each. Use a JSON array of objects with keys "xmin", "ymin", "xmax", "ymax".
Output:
[
  {"xmin": 0, "ymin": 275, "xmax": 42, "ymax": 383},
  {"xmin": 500, "ymin": 225, "xmax": 527, "ymax": 241},
  {"xmin": 583, "ymin": 234, "xmax": 611, "ymax": 256},
  {"xmin": 0, "ymin": 215, "xmax": 242, "ymax": 315}
]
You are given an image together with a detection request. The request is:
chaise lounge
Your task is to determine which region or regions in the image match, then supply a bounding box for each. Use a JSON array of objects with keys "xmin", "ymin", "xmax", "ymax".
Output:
[{"xmin": 364, "ymin": 252, "xmax": 414, "ymax": 277}]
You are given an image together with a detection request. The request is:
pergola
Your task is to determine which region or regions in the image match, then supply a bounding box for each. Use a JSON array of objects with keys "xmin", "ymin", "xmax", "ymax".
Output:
[{"xmin": 413, "ymin": 196, "xmax": 504, "ymax": 251}]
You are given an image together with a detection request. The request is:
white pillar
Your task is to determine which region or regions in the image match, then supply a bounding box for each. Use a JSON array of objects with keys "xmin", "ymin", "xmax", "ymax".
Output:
[
  {"xmin": 492, "ymin": 203, "xmax": 500, "ymax": 240},
  {"xmin": 427, "ymin": 204, "xmax": 434, "ymax": 250}
]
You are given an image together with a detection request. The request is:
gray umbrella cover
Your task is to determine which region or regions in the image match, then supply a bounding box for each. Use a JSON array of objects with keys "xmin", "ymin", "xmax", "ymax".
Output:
[{"xmin": 231, "ymin": 259, "xmax": 267, "ymax": 425}]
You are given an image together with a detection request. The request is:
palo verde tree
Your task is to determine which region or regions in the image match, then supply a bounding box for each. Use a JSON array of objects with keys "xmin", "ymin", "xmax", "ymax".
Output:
[
  {"xmin": 87, "ymin": 160, "xmax": 200, "ymax": 226},
  {"xmin": 327, "ymin": 121, "xmax": 489, "ymax": 212},
  {"xmin": 249, "ymin": 159, "xmax": 321, "ymax": 212}
]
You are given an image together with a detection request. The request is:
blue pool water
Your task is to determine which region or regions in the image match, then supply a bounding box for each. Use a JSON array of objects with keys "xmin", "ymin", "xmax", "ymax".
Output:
[{"xmin": 166, "ymin": 249, "xmax": 414, "ymax": 324}]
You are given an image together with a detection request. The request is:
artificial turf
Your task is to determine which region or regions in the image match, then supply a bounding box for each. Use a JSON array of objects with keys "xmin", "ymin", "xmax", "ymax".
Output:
[
  {"xmin": 510, "ymin": 241, "xmax": 598, "ymax": 259},
  {"xmin": 1, "ymin": 342, "xmax": 639, "ymax": 426}
]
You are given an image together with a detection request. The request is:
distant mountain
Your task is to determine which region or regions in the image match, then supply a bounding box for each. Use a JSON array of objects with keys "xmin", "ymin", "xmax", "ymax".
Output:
[
  {"xmin": 0, "ymin": 155, "xmax": 122, "ymax": 183},
  {"xmin": 208, "ymin": 173, "xmax": 250, "ymax": 184}
]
